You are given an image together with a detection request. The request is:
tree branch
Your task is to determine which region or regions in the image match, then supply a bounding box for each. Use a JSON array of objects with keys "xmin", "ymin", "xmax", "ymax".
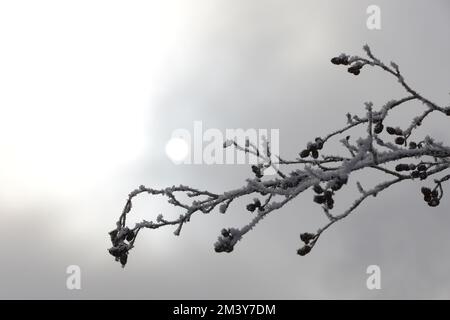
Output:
[{"xmin": 108, "ymin": 45, "xmax": 450, "ymax": 267}]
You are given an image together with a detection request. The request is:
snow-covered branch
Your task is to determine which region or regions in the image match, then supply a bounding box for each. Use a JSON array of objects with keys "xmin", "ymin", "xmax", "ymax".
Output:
[{"xmin": 108, "ymin": 45, "xmax": 450, "ymax": 267}]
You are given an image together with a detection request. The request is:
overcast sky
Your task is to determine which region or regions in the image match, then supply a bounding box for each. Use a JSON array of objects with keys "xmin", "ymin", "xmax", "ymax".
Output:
[{"xmin": 0, "ymin": 0, "xmax": 449, "ymax": 299}]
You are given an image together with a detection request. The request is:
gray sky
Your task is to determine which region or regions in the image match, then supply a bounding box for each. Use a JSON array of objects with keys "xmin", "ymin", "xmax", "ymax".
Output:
[{"xmin": 0, "ymin": 0, "xmax": 449, "ymax": 299}]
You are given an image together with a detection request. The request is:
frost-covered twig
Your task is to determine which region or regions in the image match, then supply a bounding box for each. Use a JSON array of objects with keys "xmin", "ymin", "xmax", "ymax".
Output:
[{"xmin": 108, "ymin": 45, "xmax": 450, "ymax": 267}]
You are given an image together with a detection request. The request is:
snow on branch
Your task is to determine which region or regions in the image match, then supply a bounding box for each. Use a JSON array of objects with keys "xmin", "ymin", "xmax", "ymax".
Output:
[{"xmin": 108, "ymin": 45, "xmax": 450, "ymax": 267}]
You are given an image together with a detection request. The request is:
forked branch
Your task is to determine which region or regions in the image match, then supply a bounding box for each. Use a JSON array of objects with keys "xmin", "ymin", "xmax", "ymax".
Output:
[{"xmin": 108, "ymin": 45, "xmax": 450, "ymax": 267}]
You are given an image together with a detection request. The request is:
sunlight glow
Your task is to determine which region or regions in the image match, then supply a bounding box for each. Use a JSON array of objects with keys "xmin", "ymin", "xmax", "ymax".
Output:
[
  {"xmin": 0, "ymin": 1, "xmax": 194, "ymax": 202},
  {"xmin": 165, "ymin": 137, "xmax": 190, "ymax": 163}
]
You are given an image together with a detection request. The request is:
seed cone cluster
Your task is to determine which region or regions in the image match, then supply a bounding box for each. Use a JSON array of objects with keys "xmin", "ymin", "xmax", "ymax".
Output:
[
  {"xmin": 421, "ymin": 187, "xmax": 441, "ymax": 207},
  {"xmin": 108, "ymin": 227, "xmax": 135, "ymax": 267},
  {"xmin": 297, "ymin": 232, "xmax": 316, "ymax": 256},
  {"xmin": 215, "ymin": 228, "xmax": 235, "ymax": 253},
  {"xmin": 300, "ymin": 137, "xmax": 324, "ymax": 159}
]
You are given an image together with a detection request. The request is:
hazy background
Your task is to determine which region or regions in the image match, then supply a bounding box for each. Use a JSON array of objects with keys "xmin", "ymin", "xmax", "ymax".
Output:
[{"xmin": 0, "ymin": 0, "xmax": 449, "ymax": 299}]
